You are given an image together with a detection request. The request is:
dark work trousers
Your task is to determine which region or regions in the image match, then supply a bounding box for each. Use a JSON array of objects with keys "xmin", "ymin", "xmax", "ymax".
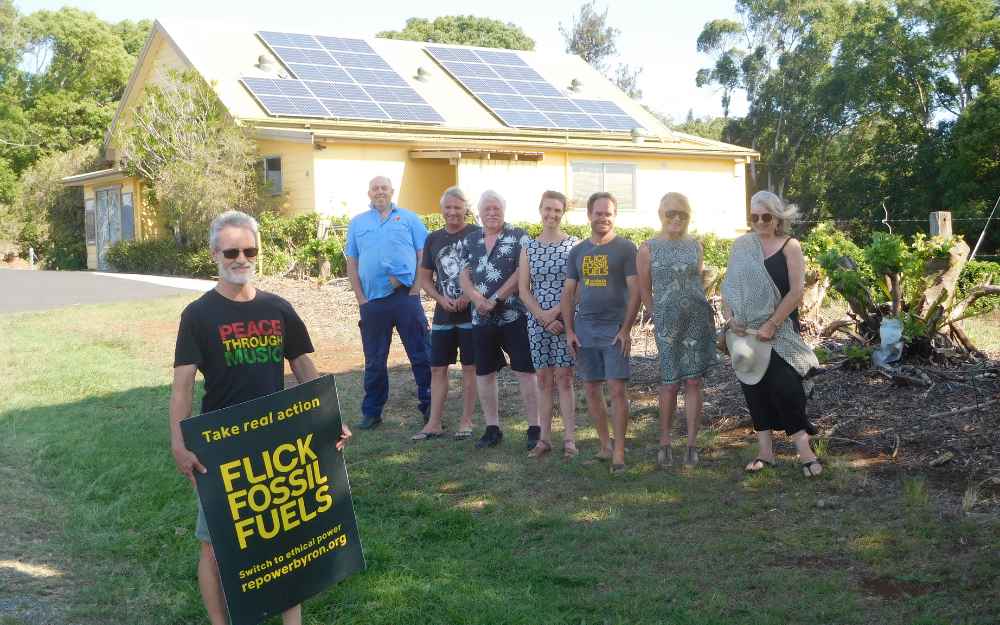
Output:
[{"xmin": 359, "ymin": 287, "xmax": 431, "ymax": 418}]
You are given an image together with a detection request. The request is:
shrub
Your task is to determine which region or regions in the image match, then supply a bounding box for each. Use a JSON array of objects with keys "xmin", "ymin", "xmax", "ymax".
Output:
[
  {"xmin": 105, "ymin": 239, "xmax": 215, "ymax": 278},
  {"xmin": 958, "ymin": 259, "xmax": 1000, "ymax": 315}
]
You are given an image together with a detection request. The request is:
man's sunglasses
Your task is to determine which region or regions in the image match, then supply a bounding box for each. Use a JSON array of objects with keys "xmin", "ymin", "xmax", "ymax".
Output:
[
  {"xmin": 220, "ymin": 247, "xmax": 259, "ymax": 260},
  {"xmin": 750, "ymin": 213, "xmax": 774, "ymax": 224},
  {"xmin": 664, "ymin": 210, "xmax": 689, "ymax": 221}
]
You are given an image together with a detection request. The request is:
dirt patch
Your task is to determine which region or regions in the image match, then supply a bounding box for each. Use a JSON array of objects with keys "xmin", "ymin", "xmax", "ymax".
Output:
[
  {"xmin": 0, "ymin": 463, "xmax": 75, "ymax": 625},
  {"xmin": 860, "ymin": 575, "xmax": 934, "ymax": 599}
]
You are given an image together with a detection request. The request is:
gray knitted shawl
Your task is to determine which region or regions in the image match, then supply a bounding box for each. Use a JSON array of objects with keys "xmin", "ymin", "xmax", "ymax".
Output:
[{"xmin": 721, "ymin": 233, "xmax": 818, "ymax": 378}]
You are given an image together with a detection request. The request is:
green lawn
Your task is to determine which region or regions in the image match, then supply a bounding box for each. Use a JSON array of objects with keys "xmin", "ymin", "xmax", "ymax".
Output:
[{"xmin": 1, "ymin": 298, "xmax": 997, "ymax": 625}]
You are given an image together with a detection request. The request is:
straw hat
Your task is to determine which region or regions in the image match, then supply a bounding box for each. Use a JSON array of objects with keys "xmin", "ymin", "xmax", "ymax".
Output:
[{"xmin": 725, "ymin": 330, "xmax": 772, "ymax": 385}]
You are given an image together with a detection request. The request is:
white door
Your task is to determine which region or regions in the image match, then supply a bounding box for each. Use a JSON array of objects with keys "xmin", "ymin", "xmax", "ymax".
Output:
[{"xmin": 95, "ymin": 188, "xmax": 123, "ymax": 271}]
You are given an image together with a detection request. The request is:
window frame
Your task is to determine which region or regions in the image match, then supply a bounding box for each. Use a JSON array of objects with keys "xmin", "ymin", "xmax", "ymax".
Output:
[
  {"xmin": 260, "ymin": 155, "xmax": 283, "ymax": 195},
  {"xmin": 570, "ymin": 160, "xmax": 638, "ymax": 212}
]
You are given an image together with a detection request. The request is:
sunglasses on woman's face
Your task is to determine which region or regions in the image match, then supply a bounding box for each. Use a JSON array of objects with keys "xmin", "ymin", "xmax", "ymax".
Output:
[
  {"xmin": 750, "ymin": 213, "xmax": 774, "ymax": 224},
  {"xmin": 220, "ymin": 247, "xmax": 259, "ymax": 260},
  {"xmin": 664, "ymin": 210, "xmax": 688, "ymax": 221}
]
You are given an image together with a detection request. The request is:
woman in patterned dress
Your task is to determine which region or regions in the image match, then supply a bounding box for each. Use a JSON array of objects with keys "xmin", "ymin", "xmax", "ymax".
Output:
[
  {"xmin": 518, "ymin": 191, "xmax": 580, "ymax": 458},
  {"xmin": 637, "ymin": 193, "xmax": 717, "ymax": 468}
]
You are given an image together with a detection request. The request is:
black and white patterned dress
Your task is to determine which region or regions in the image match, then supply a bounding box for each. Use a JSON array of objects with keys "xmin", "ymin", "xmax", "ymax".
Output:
[
  {"xmin": 649, "ymin": 237, "xmax": 718, "ymax": 384},
  {"xmin": 525, "ymin": 236, "xmax": 578, "ymax": 369}
]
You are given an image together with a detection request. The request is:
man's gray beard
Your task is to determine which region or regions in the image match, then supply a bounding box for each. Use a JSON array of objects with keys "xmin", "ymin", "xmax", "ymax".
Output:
[{"xmin": 218, "ymin": 261, "xmax": 254, "ymax": 285}]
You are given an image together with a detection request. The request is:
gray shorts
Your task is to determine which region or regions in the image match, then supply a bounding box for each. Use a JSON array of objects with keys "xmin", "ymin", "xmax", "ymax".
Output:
[
  {"xmin": 195, "ymin": 499, "xmax": 212, "ymax": 543},
  {"xmin": 577, "ymin": 344, "xmax": 631, "ymax": 381}
]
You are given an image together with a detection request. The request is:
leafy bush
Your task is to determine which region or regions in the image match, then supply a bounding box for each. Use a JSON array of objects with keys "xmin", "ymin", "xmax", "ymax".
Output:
[
  {"xmin": 958, "ymin": 259, "xmax": 1000, "ymax": 315},
  {"xmin": 105, "ymin": 239, "xmax": 215, "ymax": 278}
]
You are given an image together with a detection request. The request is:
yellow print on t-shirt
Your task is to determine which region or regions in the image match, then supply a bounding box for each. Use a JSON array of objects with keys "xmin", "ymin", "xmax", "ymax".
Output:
[{"xmin": 582, "ymin": 254, "xmax": 608, "ymax": 287}]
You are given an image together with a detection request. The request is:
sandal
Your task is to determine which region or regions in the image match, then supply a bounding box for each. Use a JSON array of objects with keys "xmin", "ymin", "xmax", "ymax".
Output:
[
  {"xmin": 745, "ymin": 457, "xmax": 776, "ymax": 473},
  {"xmin": 800, "ymin": 459, "xmax": 823, "ymax": 478},
  {"xmin": 610, "ymin": 463, "xmax": 626, "ymax": 475},
  {"xmin": 528, "ymin": 440, "xmax": 552, "ymax": 458},
  {"xmin": 411, "ymin": 431, "xmax": 444, "ymax": 441},
  {"xmin": 563, "ymin": 441, "xmax": 579, "ymax": 459},
  {"xmin": 657, "ymin": 446, "xmax": 673, "ymax": 468}
]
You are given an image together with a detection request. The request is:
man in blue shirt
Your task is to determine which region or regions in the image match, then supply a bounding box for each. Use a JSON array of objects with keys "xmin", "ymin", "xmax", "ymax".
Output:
[{"xmin": 345, "ymin": 176, "xmax": 431, "ymax": 429}]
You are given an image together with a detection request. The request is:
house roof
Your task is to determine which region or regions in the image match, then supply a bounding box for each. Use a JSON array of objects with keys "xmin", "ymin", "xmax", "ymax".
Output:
[{"xmin": 105, "ymin": 19, "xmax": 758, "ymax": 160}]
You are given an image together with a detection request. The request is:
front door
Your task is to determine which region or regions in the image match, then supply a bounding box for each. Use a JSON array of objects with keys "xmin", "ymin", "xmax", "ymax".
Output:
[{"xmin": 95, "ymin": 187, "xmax": 122, "ymax": 270}]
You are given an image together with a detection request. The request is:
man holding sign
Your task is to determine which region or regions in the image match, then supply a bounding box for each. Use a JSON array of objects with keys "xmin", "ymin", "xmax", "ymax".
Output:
[{"xmin": 169, "ymin": 210, "xmax": 351, "ymax": 625}]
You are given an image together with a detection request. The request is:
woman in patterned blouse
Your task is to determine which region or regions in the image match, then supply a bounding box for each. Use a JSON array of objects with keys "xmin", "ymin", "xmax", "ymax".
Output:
[
  {"xmin": 636, "ymin": 193, "xmax": 717, "ymax": 468},
  {"xmin": 518, "ymin": 191, "xmax": 580, "ymax": 458}
]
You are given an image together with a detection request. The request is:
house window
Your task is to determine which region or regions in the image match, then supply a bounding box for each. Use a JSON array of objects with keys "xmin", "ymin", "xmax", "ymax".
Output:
[
  {"xmin": 571, "ymin": 162, "xmax": 637, "ymax": 211},
  {"xmin": 85, "ymin": 199, "xmax": 96, "ymax": 244},
  {"xmin": 261, "ymin": 156, "xmax": 282, "ymax": 195}
]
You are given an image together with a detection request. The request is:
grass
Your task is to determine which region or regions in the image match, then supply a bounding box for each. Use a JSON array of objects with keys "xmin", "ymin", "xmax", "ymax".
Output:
[{"xmin": 1, "ymin": 297, "xmax": 999, "ymax": 625}]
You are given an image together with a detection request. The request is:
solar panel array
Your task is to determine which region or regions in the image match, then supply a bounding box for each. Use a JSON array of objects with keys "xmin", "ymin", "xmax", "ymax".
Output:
[
  {"xmin": 425, "ymin": 46, "xmax": 643, "ymax": 132},
  {"xmin": 240, "ymin": 31, "xmax": 444, "ymax": 124}
]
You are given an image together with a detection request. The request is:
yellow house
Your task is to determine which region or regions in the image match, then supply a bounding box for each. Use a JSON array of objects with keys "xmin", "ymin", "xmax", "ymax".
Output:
[{"xmin": 65, "ymin": 18, "xmax": 758, "ymax": 271}]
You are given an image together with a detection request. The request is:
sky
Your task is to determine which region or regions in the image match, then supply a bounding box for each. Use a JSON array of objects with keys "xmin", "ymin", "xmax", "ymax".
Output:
[{"xmin": 14, "ymin": 0, "xmax": 749, "ymax": 121}]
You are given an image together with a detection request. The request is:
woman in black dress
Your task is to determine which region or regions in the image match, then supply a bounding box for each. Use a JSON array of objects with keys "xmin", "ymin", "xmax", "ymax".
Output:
[{"xmin": 721, "ymin": 191, "xmax": 822, "ymax": 477}]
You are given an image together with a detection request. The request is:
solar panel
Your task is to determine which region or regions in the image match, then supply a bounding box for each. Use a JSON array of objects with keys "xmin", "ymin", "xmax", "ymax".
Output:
[
  {"xmin": 527, "ymin": 97, "xmax": 581, "ymax": 113},
  {"xmin": 253, "ymin": 94, "xmax": 329, "ymax": 118},
  {"xmin": 248, "ymin": 31, "xmax": 446, "ymax": 125},
  {"xmin": 545, "ymin": 112, "xmax": 602, "ymax": 130},
  {"xmin": 424, "ymin": 45, "xmax": 645, "ymax": 132},
  {"xmin": 492, "ymin": 109, "xmax": 556, "ymax": 128},
  {"xmin": 492, "ymin": 65, "xmax": 544, "ymax": 82},
  {"xmin": 316, "ymin": 36, "xmax": 374, "ymax": 54},
  {"xmin": 321, "ymin": 99, "xmax": 389, "ymax": 120},
  {"xmin": 573, "ymin": 99, "xmax": 628, "ymax": 116},
  {"xmin": 379, "ymin": 103, "xmax": 445, "ymax": 123},
  {"xmin": 287, "ymin": 64, "xmax": 352, "ymax": 83},
  {"xmin": 330, "ymin": 51, "xmax": 392, "ymax": 70},
  {"xmin": 346, "ymin": 68, "xmax": 409, "ymax": 86},
  {"xmin": 461, "ymin": 78, "xmax": 516, "ymax": 94},
  {"xmin": 427, "ymin": 46, "xmax": 481, "ymax": 63},
  {"xmin": 479, "ymin": 93, "xmax": 535, "ymax": 110},
  {"xmin": 442, "ymin": 62, "xmax": 500, "ymax": 79},
  {"xmin": 474, "ymin": 49, "xmax": 528, "ymax": 66},
  {"xmin": 362, "ymin": 85, "xmax": 427, "ymax": 104},
  {"xmin": 508, "ymin": 81, "xmax": 563, "ymax": 97},
  {"xmin": 593, "ymin": 115, "xmax": 640, "ymax": 131}
]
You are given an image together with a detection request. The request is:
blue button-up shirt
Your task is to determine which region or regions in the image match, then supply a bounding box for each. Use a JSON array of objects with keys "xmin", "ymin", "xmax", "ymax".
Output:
[{"xmin": 344, "ymin": 203, "xmax": 428, "ymax": 301}]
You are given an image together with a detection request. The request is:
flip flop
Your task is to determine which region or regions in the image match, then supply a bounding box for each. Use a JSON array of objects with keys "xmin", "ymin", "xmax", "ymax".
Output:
[
  {"xmin": 801, "ymin": 459, "xmax": 823, "ymax": 478},
  {"xmin": 528, "ymin": 440, "xmax": 552, "ymax": 458},
  {"xmin": 452, "ymin": 429, "xmax": 473, "ymax": 440},
  {"xmin": 745, "ymin": 457, "xmax": 776, "ymax": 473},
  {"xmin": 610, "ymin": 463, "xmax": 626, "ymax": 475},
  {"xmin": 563, "ymin": 441, "xmax": 579, "ymax": 459},
  {"xmin": 411, "ymin": 431, "xmax": 444, "ymax": 441}
]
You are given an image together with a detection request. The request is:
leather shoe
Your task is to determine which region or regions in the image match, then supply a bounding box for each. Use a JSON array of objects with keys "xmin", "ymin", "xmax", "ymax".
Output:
[
  {"xmin": 357, "ymin": 415, "xmax": 382, "ymax": 430},
  {"xmin": 475, "ymin": 425, "xmax": 502, "ymax": 448}
]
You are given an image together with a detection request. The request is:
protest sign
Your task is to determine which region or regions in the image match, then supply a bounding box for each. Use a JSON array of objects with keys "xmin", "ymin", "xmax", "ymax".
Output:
[{"xmin": 182, "ymin": 374, "xmax": 364, "ymax": 625}]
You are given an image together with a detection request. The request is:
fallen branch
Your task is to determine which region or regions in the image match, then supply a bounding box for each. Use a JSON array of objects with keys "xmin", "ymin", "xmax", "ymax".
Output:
[{"xmin": 927, "ymin": 395, "xmax": 1000, "ymax": 419}]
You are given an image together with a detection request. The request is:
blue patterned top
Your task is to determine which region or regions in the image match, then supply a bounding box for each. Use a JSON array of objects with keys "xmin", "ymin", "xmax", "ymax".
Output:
[{"xmin": 462, "ymin": 223, "xmax": 531, "ymax": 326}]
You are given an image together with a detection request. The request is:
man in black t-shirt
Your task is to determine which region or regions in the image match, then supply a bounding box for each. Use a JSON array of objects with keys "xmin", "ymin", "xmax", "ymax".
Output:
[
  {"xmin": 412, "ymin": 187, "xmax": 480, "ymax": 440},
  {"xmin": 170, "ymin": 210, "xmax": 351, "ymax": 625}
]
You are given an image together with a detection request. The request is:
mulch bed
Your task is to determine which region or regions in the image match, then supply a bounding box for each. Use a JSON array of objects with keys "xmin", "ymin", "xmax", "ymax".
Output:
[{"xmin": 259, "ymin": 276, "xmax": 1000, "ymax": 512}]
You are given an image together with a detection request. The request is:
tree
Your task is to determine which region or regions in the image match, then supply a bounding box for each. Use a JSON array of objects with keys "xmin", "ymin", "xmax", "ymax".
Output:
[
  {"xmin": 377, "ymin": 16, "xmax": 534, "ymax": 50},
  {"xmin": 560, "ymin": 1, "xmax": 617, "ymax": 71},
  {"xmin": 561, "ymin": 1, "xmax": 643, "ymax": 100},
  {"xmin": 117, "ymin": 71, "xmax": 264, "ymax": 246},
  {"xmin": 8, "ymin": 143, "xmax": 100, "ymax": 268},
  {"xmin": 112, "ymin": 19, "xmax": 152, "ymax": 57}
]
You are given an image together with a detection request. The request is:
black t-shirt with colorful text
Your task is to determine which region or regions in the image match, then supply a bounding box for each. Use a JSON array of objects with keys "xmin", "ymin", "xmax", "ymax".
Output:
[{"xmin": 173, "ymin": 289, "xmax": 314, "ymax": 413}]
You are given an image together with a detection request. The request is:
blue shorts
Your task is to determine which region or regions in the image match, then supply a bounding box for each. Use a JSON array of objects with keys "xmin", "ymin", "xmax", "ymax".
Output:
[{"xmin": 577, "ymin": 344, "xmax": 631, "ymax": 381}]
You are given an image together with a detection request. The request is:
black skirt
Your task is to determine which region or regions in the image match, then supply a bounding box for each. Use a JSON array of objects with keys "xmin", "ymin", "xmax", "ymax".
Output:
[{"xmin": 740, "ymin": 350, "xmax": 810, "ymax": 435}]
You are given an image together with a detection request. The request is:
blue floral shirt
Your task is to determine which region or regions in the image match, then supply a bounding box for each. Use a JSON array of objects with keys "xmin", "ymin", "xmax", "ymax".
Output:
[{"xmin": 462, "ymin": 223, "xmax": 531, "ymax": 326}]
